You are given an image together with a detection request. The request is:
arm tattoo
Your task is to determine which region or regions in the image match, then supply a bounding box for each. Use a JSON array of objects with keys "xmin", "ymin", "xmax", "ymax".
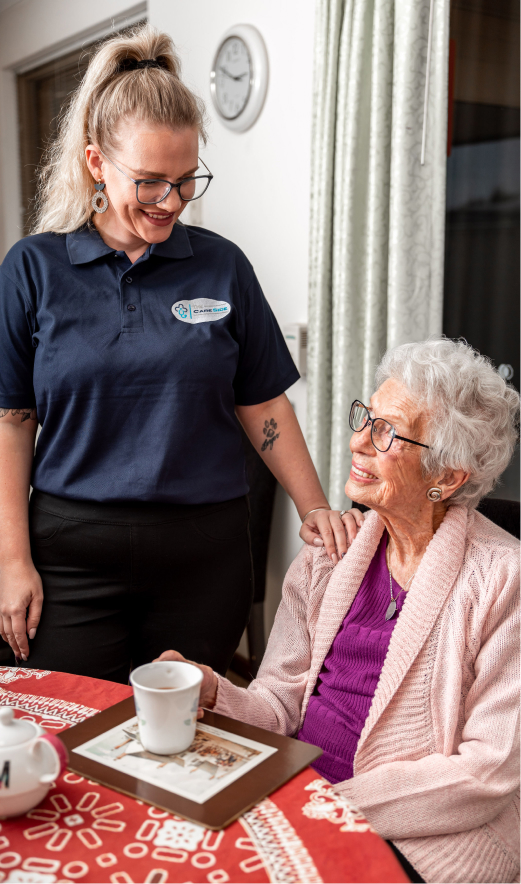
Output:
[
  {"xmin": 0, "ymin": 408, "xmax": 37, "ymax": 422},
  {"xmin": 261, "ymin": 418, "xmax": 280, "ymax": 452}
]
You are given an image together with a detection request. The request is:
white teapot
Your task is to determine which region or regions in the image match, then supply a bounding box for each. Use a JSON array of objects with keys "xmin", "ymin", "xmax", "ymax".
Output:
[{"xmin": 0, "ymin": 707, "xmax": 68, "ymax": 817}]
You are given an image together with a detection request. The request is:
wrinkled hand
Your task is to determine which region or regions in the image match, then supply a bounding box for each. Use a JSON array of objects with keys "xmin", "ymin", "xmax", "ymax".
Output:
[
  {"xmin": 154, "ymin": 650, "xmax": 218, "ymax": 719},
  {"xmin": 299, "ymin": 508, "xmax": 365, "ymax": 564},
  {"xmin": 0, "ymin": 561, "xmax": 43, "ymax": 661}
]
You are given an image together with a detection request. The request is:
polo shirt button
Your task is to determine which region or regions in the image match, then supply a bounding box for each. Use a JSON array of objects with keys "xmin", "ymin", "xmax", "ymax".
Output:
[
  {"xmin": 126, "ymin": 277, "xmax": 133, "ymax": 283},
  {"xmin": 127, "ymin": 304, "xmax": 136, "ymax": 312}
]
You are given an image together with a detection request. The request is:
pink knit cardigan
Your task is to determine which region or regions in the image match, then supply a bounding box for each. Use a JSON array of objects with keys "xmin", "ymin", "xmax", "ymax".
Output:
[{"xmin": 214, "ymin": 506, "xmax": 520, "ymax": 884}]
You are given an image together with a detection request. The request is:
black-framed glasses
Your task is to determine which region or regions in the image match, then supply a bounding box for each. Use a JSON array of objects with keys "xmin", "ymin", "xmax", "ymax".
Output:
[
  {"xmin": 349, "ymin": 400, "xmax": 430, "ymax": 452},
  {"xmin": 99, "ymin": 150, "xmax": 213, "ymax": 204}
]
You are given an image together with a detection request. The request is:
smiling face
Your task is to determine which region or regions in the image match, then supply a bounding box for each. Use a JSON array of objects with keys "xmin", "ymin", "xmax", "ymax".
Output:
[
  {"xmin": 85, "ymin": 119, "xmax": 199, "ymax": 250},
  {"xmin": 345, "ymin": 378, "xmax": 434, "ymax": 520}
]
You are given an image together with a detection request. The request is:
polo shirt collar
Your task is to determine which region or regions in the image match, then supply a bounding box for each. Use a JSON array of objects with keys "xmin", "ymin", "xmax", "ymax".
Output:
[
  {"xmin": 66, "ymin": 221, "xmax": 193, "ymax": 265},
  {"xmin": 66, "ymin": 225, "xmax": 114, "ymax": 265},
  {"xmin": 151, "ymin": 222, "xmax": 193, "ymax": 259}
]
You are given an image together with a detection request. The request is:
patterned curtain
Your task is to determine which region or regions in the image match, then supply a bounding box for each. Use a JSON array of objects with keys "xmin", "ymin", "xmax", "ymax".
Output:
[{"xmin": 307, "ymin": 0, "xmax": 450, "ymax": 508}]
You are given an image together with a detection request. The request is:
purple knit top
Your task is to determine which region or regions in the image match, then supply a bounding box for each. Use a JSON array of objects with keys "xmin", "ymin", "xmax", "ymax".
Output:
[{"xmin": 297, "ymin": 533, "xmax": 405, "ymax": 784}]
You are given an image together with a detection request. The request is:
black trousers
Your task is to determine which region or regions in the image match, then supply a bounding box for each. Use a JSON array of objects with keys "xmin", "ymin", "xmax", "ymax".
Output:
[{"xmin": 27, "ymin": 491, "xmax": 253, "ymax": 683}]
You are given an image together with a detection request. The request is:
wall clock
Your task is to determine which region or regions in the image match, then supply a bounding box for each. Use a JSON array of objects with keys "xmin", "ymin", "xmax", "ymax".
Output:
[{"xmin": 210, "ymin": 24, "xmax": 269, "ymax": 132}]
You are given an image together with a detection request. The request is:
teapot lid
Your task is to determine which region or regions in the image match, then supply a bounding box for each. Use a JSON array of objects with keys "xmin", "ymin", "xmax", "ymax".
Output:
[{"xmin": 0, "ymin": 707, "xmax": 37, "ymax": 746}]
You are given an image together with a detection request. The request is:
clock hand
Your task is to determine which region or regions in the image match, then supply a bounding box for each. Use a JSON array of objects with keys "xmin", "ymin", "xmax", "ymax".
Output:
[
  {"xmin": 219, "ymin": 66, "xmax": 249, "ymax": 82},
  {"xmin": 219, "ymin": 66, "xmax": 237, "ymax": 80}
]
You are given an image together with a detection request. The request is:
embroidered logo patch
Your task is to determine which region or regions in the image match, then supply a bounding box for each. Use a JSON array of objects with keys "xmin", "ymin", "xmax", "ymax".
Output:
[{"xmin": 171, "ymin": 299, "xmax": 231, "ymax": 324}]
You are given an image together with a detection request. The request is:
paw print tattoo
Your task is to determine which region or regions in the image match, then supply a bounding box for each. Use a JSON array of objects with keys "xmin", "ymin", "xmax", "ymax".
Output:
[{"xmin": 261, "ymin": 418, "xmax": 280, "ymax": 452}]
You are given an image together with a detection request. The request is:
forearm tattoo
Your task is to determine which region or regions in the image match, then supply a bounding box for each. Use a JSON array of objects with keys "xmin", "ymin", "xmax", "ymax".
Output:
[
  {"xmin": 261, "ymin": 418, "xmax": 280, "ymax": 452},
  {"xmin": 0, "ymin": 408, "xmax": 37, "ymax": 422}
]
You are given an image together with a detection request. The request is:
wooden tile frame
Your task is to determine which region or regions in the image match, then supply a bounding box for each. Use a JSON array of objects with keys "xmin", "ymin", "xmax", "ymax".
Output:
[{"xmin": 60, "ymin": 697, "xmax": 322, "ymax": 830}]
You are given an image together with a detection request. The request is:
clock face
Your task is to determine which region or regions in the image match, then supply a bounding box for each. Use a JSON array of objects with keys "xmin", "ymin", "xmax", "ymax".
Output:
[{"xmin": 213, "ymin": 36, "xmax": 252, "ymax": 120}]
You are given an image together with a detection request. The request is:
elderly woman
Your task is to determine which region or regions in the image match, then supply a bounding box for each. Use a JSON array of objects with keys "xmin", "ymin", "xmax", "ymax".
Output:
[{"xmin": 159, "ymin": 338, "xmax": 520, "ymax": 884}]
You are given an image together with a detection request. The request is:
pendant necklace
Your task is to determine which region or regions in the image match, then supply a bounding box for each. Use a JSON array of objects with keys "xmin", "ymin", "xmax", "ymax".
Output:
[{"xmin": 385, "ymin": 541, "xmax": 416, "ymax": 622}]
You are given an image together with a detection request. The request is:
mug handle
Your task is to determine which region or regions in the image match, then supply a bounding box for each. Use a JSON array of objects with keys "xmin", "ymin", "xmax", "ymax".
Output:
[{"xmin": 31, "ymin": 734, "xmax": 69, "ymax": 784}]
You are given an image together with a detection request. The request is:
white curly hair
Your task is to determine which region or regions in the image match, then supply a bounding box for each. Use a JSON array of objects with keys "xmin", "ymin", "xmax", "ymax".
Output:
[{"xmin": 374, "ymin": 337, "xmax": 520, "ymax": 509}]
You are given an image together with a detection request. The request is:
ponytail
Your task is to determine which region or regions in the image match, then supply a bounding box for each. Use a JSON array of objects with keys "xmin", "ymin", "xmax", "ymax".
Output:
[{"xmin": 32, "ymin": 23, "xmax": 207, "ymax": 235}]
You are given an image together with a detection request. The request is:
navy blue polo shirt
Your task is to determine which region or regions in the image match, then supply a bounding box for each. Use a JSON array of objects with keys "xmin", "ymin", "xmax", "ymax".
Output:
[{"xmin": 0, "ymin": 223, "xmax": 299, "ymax": 503}]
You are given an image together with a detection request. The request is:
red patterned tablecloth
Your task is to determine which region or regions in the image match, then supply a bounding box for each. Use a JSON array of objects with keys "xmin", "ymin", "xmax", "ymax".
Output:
[{"xmin": 0, "ymin": 668, "xmax": 408, "ymax": 884}]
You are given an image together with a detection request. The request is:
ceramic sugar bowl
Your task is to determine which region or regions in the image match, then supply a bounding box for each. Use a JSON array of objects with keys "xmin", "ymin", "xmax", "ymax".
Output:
[{"xmin": 0, "ymin": 707, "xmax": 68, "ymax": 817}]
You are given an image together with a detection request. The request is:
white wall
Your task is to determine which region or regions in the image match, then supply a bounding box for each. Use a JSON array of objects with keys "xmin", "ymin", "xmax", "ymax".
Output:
[
  {"xmin": 149, "ymin": 0, "xmax": 315, "ymax": 332},
  {"xmin": 150, "ymin": 0, "xmax": 316, "ymax": 637},
  {"xmin": 0, "ymin": 0, "xmax": 317, "ymax": 641}
]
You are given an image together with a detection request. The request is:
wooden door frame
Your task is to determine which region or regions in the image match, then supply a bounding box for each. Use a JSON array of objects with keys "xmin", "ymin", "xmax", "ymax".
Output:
[{"xmin": 0, "ymin": 2, "xmax": 146, "ymax": 257}]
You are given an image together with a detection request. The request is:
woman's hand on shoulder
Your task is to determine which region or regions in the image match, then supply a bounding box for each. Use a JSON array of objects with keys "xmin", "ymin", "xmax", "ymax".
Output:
[
  {"xmin": 299, "ymin": 508, "xmax": 366, "ymax": 564},
  {"xmin": 154, "ymin": 650, "xmax": 218, "ymax": 719}
]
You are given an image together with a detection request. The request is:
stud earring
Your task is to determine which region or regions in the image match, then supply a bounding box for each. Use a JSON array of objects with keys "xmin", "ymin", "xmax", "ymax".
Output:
[
  {"xmin": 91, "ymin": 181, "xmax": 108, "ymax": 214},
  {"xmin": 426, "ymin": 487, "xmax": 443, "ymax": 502}
]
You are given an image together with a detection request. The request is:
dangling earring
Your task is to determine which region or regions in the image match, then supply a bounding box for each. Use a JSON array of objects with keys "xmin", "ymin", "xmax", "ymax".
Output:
[
  {"xmin": 91, "ymin": 181, "xmax": 108, "ymax": 214},
  {"xmin": 426, "ymin": 487, "xmax": 443, "ymax": 502}
]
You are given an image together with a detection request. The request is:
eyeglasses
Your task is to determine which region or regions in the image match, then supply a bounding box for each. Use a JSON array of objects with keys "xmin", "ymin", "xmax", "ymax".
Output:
[
  {"xmin": 349, "ymin": 400, "xmax": 430, "ymax": 452},
  {"xmin": 99, "ymin": 150, "xmax": 213, "ymax": 204}
]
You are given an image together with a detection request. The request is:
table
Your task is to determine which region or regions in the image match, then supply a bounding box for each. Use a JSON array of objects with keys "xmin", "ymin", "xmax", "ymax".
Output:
[{"xmin": 0, "ymin": 667, "xmax": 409, "ymax": 883}]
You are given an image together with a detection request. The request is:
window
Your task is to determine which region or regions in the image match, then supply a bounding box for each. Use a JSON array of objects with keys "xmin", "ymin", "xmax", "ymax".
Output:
[{"xmin": 444, "ymin": 0, "xmax": 519, "ymax": 499}]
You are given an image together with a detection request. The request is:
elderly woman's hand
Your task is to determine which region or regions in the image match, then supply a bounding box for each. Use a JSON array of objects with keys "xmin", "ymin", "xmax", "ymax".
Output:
[
  {"xmin": 154, "ymin": 650, "xmax": 218, "ymax": 719},
  {"xmin": 300, "ymin": 508, "xmax": 366, "ymax": 563}
]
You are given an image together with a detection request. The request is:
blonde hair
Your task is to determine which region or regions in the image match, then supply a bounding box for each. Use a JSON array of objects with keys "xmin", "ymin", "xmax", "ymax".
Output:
[{"xmin": 32, "ymin": 23, "xmax": 207, "ymax": 235}]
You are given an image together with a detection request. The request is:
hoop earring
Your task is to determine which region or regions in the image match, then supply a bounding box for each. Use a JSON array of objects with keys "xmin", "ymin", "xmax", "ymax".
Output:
[
  {"xmin": 426, "ymin": 487, "xmax": 443, "ymax": 502},
  {"xmin": 91, "ymin": 181, "xmax": 108, "ymax": 214}
]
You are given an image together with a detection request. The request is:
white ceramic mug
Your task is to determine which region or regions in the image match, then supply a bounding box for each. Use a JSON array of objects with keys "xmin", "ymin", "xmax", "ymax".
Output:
[{"xmin": 130, "ymin": 661, "xmax": 203, "ymax": 755}]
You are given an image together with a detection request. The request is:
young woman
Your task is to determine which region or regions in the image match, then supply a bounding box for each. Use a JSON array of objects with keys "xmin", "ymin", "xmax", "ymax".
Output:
[{"xmin": 0, "ymin": 25, "xmax": 361, "ymax": 682}]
